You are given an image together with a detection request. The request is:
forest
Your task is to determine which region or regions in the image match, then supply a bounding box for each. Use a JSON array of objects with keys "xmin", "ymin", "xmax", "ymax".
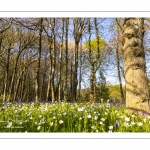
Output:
[{"xmin": 1, "ymin": 18, "xmax": 150, "ymax": 132}]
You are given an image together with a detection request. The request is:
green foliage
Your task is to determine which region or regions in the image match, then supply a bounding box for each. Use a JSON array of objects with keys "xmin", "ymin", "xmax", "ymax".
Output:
[
  {"xmin": 95, "ymin": 84, "xmax": 109, "ymax": 102},
  {"xmin": 108, "ymin": 85, "xmax": 125, "ymax": 102},
  {"xmin": 95, "ymin": 71, "xmax": 110, "ymax": 102},
  {"xmin": 85, "ymin": 37, "xmax": 106, "ymax": 53}
]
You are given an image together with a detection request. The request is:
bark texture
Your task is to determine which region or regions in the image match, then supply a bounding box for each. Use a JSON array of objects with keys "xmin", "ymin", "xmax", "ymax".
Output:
[{"xmin": 123, "ymin": 18, "xmax": 150, "ymax": 113}]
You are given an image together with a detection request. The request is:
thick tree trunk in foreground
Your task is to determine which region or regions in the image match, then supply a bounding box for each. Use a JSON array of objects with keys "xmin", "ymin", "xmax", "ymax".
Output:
[{"xmin": 123, "ymin": 18, "xmax": 150, "ymax": 113}]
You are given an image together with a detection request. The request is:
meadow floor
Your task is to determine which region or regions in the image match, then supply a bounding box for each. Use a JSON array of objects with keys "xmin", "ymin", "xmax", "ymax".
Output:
[{"xmin": 0, "ymin": 102, "xmax": 149, "ymax": 132}]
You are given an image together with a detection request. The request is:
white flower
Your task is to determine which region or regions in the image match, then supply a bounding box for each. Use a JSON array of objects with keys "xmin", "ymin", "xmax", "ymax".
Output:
[
  {"xmin": 87, "ymin": 114, "xmax": 92, "ymax": 118},
  {"xmin": 131, "ymin": 115, "xmax": 135, "ymax": 118},
  {"xmin": 108, "ymin": 130, "xmax": 112, "ymax": 133},
  {"xmin": 147, "ymin": 116, "xmax": 150, "ymax": 119},
  {"xmin": 120, "ymin": 116, "xmax": 124, "ymax": 119},
  {"xmin": 124, "ymin": 122, "xmax": 129, "ymax": 127},
  {"xmin": 99, "ymin": 121, "xmax": 103, "ymax": 125},
  {"xmin": 14, "ymin": 110, "xmax": 17, "ymax": 113},
  {"xmin": 35, "ymin": 122, "xmax": 37, "ymax": 125},
  {"xmin": 78, "ymin": 107, "xmax": 84, "ymax": 112},
  {"xmin": 7, "ymin": 122, "xmax": 12, "ymax": 128},
  {"xmin": 41, "ymin": 118, "xmax": 45, "ymax": 122},
  {"xmin": 39, "ymin": 115, "xmax": 42, "ymax": 118},
  {"xmin": 131, "ymin": 121, "xmax": 135, "ymax": 125},
  {"xmin": 106, "ymin": 104, "xmax": 110, "ymax": 107},
  {"xmin": 53, "ymin": 116, "xmax": 56, "ymax": 119},
  {"xmin": 63, "ymin": 112, "xmax": 66, "ymax": 115},
  {"xmin": 91, "ymin": 126, "xmax": 96, "ymax": 129},
  {"xmin": 101, "ymin": 118, "xmax": 105, "ymax": 121},
  {"xmin": 30, "ymin": 116, "xmax": 33, "ymax": 120},
  {"xmin": 59, "ymin": 120, "xmax": 64, "ymax": 124},
  {"xmin": 50, "ymin": 122, "xmax": 53, "ymax": 126},
  {"xmin": 27, "ymin": 113, "xmax": 31, "ymax": 116},
  {"xmin": 94, "ymin": 116, "xmax": 98, "ymax": 120},
  {"xmin": 79, "ymin": 117, "xmax": 82, "ymax": 120},
  {"xmin": 138, "ymin": 122, "xmax": 143, "ymax": 126},
  {"xmin": 115, "ymin": 110, "xmax": 118, "ymax": 113},
  {"xmin": 109, "ymin": 126, "xmax": 113, "ymax": 130},
  {"xmin": 125, "ymin": 117, "xmax": 130, "ymax": 122},
  {"xmin": 19, "ymin": 122, "xmax": 22, "ymax": 125},
  {"xmin": 143, "ymin": 118, "xmax": 147, "ymax": 123},
  {"xmin": 105, "ymin": 112, "xmax": 108, "ymax": 115},
  {"xmin": 37, "ymin": 126, "xmax": 41, "ymax": 130}
]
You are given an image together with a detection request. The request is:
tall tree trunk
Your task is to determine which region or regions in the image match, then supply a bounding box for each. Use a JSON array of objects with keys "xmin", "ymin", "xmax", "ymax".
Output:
[
  {"xmin": 14, "ymin": 68, "xmax": 25, "ymax": 101},
  {"xmin": 58, "ymin": 18, "xmax": 64, "ymax": 103},
  {"xmin": 90, "ymin": 63, "xmax": 96, "ymax": 103},
  {"xmin": 8, "ymin": 51, "xmax": 21, "ymax": 101},
  {"xmin": 41, "ymin": 59, "xmax": 47, "ymax": 101},
  {"xmin": 70, "ymin": 61, "xmax": 73, "ymax": 101},
  {"xmin": 51, "ymin": 18, "xmax": 56, "ymax": 103},
  {"xmin": 123, "ymin": 18, "xmax": 150, "ymax": 113},
  {"xmin": 64, "ymin": 18, "xmax": 69, "ymax": 101},
  {"xmin": 46, "ymin": 38, "xmax": 52, "ymax": 102},
  {"xmin": 89, "ymin": 18, "xmax": 101, "ymax": 103},
  {"xmin": 71, "ymin": 18, "xmax": 86, "ymax": 102},
  {"xmin": 88, "ymin": 18, "xmax": 95, "ymax": 103},
  {"xmin": 3, "ymin": 48, "xmax": 11, "ymax": 102},
  {"xmin": 78, "ymin": 38, "xmax": 83, "ymax": 102},
  {"xmin": 72, "ymin": 42, "xmax": 79, "ymax": 102},
  {"xmin": 20, "ymin": 68, "xmax": 28, "ymax": 102},
  {"xmin": 116, "ymin": 44, "xmax": 125, "ymax": 102},
  {"xmin": 35, "ymin": 18, "xmax": 43, "ymax": 102}
]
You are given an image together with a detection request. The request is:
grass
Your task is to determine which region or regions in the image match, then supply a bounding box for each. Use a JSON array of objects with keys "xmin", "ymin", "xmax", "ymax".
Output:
[{"xmin": 0, "ymin": 101, "xmax": 149, "ymax": 132}]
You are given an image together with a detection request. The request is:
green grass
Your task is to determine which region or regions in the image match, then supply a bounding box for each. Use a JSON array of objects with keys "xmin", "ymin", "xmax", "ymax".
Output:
[{"xmin": 0, "ymin": 102, "xmax": 149, "ymax": 132}]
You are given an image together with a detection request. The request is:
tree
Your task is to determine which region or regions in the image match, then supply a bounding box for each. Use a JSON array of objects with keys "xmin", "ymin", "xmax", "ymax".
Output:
[
  {"xmin": 57, "ymin": 18, "xmax": 64, "ymax": 103},
  {"xmin": 86, "ymin": 18, "xmax": 106, "ymax": 103},
  {"xmin": 114, "ymin": 18, "xmax": 125, "ymax": 102},
  {"xmin": 71, "ymin": 18, "xmax": 87, "ymax": 102},
  {"xmin": 64, "ymin": 18, "xmax": 69, "ymax": 101},
  {"xmin": 35, "ymin": 18, "xmax": 43, "ymax": 102},
  {"xmin": 95, "ymin": 70, "xmax": 109, "ymax": 102},
  {"xmin": 123, "ymin": 18, "xmax": 150, "ymax": 113}
]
